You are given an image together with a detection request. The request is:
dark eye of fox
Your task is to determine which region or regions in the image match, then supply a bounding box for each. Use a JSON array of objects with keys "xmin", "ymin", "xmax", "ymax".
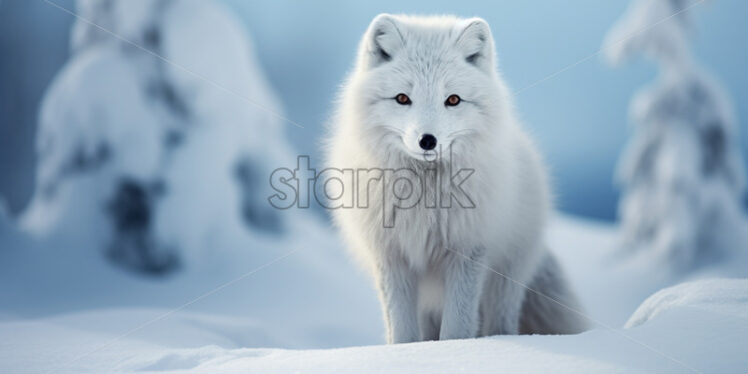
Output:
[
  {"xmin": 395, "ymin": 93, "xmax": 411, "ymax": 105},
  {"xmin": 445, "ymin": 94, "xmax": 461, "ymax": 106}
]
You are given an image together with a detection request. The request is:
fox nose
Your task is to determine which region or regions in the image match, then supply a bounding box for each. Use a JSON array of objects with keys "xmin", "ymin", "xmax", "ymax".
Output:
[{"xmin": 419, "ymin": 134, "xmax": 437, "ymax": 151}]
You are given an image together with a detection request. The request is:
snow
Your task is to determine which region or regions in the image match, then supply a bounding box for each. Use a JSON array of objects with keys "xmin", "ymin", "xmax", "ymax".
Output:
[
  {"xmin": 603, "ymin": 0, "xmax": 747, "ymax": 270},
  {"xmin": 133, "ymin": 299, "xmax": 746, "ymax": 373},
  {"xmin": 0, "ymin": 214, "xmax": 381, "ymax": 348},
  {"xmin": 602, "ymin": 0, "xmax": 692, "ymax": 67},
  {"xmin": 625, "ymin": 278, "xmax": 748, "ymax": 328},
  {"xmin": 20, "ymin": 0, "xmax": 294, "ymax": 273},
  {"xmin": 2, "ymin": 214, "xmax": 748, "ymax": 373},
  {"xmin": 11, "ymin": 308, "xmax": 743, "ymax": 374}
]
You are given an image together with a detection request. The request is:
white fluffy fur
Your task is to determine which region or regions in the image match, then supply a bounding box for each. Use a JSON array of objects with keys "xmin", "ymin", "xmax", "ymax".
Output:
[{"xmin": 325, "ymin": 14, "xmax": 587, "ymax": 343}]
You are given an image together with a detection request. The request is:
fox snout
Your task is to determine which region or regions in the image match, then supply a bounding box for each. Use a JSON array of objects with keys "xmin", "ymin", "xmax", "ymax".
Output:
[{"xmin": 418, "ymin": 133, "xmax": 437, "ymax": 150}]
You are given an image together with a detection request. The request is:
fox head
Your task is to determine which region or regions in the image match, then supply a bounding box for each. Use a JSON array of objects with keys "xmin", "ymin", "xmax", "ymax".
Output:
[{"xmin": 344, "ymin": 14, "xmax": 511, "ymax": 163}]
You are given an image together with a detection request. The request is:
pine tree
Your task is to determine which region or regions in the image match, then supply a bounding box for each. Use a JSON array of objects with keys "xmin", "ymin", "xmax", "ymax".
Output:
[
  {"xmin": 603, "ymin": 0, "xmax": 747, "ymax": 269},
  {"xmin": 21, "ymin": 0, "xmax": 291, "ymax": 274}
]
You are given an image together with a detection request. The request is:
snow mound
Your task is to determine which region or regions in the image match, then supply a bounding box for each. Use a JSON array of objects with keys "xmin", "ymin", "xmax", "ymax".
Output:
[
  {"xmin": 4, "ymin": 277, "xmax": 747, "ymax": 373},
  {"xmin": 127, "ymin": 278, "xmax": 748, "ymax": 373},
  {"xmin": 626, "ymin": 278, "xmax": 748, "ymax": 328}
]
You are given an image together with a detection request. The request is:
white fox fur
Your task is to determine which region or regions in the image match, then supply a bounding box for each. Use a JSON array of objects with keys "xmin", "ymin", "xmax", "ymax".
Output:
[{"xmin": 325, "ymin": 14, "xmax": 588, "ymax": 343}]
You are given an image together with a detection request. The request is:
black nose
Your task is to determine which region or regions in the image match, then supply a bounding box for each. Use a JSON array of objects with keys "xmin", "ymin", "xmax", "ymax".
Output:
[{"xmin": 419, "ymin": 134, "xmax": 437, "ymax": 151}]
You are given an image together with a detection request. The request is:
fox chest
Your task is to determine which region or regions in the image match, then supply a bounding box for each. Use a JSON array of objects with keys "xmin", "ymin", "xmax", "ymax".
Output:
[
  {"xmin": 348, "ymin": 162, "xmax": 483, "ymax": 270},
  {"xmin": 377, "ymin": 189, "xmax": 480, "ymax": 271}
]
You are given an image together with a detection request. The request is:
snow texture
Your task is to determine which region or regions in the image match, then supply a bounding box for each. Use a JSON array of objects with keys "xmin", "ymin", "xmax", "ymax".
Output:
[
  {"xmin": 2, "ymin": 215, "xmax": 748, "ymax": 373},
  {"xmin": 603, "ymin": 0, "xmax": 747, "ymax": 270},
  {"xmin": 626, "ymin": 278, "xmax": 748, "ymax": 328},
  {"xmin": 20, "ymin": 0, "xmax": 293, "ymax": 274}
]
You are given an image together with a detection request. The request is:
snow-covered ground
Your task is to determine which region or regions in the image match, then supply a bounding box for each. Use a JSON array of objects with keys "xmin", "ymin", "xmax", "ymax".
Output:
[{"xmin": 1, "ymin": 214, "xmax": 747, "ymax": 373}]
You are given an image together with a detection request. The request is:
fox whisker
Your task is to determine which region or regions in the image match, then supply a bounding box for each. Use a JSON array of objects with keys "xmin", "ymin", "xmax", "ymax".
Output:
[
  {"xmin": 447, "ymin": 129, "xmax": 479, "ymax": 138},
  {"xmin": 372, "ymin": 125, "xmax": 406, "ymax": 136}
]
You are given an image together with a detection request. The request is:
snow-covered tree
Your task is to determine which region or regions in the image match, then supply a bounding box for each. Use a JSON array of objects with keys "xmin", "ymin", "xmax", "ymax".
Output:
[
  {"xmin": 21, "ymin": 0, "xmax": 292, "ymax": 274},
  {"xmin": 603, "ymin": 0, "xmax": 747, "ymax": 269}
]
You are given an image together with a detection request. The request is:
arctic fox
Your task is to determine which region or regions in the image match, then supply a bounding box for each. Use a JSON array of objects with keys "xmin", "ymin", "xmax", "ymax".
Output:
[{"xmin": 325, "ymin": 14, "xmax": 588, "ymax": 343}]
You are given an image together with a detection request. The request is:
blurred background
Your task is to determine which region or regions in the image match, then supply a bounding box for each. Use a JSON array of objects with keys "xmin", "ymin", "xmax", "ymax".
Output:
[{"xmin": 3, "ymin": 0, "xmax": 748, "ymax": 221}]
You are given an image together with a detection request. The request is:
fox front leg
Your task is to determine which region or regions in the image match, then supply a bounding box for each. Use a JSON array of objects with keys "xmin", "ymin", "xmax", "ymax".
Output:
[
  {"xmin": 440, "ymin": 248, "xmax": 485, "ymax": 340},
  {"xmin": 376, "ymin": 254, "xmax": 419, "ymax": 344}
]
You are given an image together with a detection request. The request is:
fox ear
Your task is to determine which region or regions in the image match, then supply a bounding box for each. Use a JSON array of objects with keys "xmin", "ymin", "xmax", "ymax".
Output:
[
  {"xmin": 455, "ymin": 18, "xmax": 495, "ymax": 72},
  {"xmin": 362, "ymin": 14, "xmax": 405, "ymax": 68}
]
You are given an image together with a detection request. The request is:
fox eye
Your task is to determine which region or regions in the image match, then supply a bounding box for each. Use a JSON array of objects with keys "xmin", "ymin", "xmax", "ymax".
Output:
[
  {"xmin": 395, "ymin": 93, "xmax": 411, "ymax": 105},
  {"xmin": 445, "ymin": 94, "xmax": 461, "ymax": 107}
]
